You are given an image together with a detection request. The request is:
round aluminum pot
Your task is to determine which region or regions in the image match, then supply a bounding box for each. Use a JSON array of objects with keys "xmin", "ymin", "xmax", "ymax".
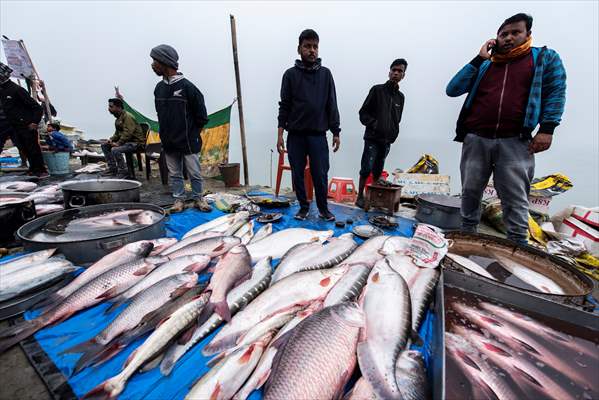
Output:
[
  {"xmin": 415, "ymin": 194, "xmax": 461, "ymax": 230},
  {"xmin": 0, "ymin": 192, "xmax": 37, "ymax": 244},
  {"xmin": 17, "ymin": 202, "xmax": 166, "ymax": 265},
  {"xmin": 61, "ymin": 179, "xmax": 141, "ymax": 209}
]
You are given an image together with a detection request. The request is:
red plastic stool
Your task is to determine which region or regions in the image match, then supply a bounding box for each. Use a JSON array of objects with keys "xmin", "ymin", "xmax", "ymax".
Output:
[
  {"xmin": 275, "ymin": 150, "xmax": 313, "ymax": 201},
  {"xmin": 365, "ymin": 170, "xmax": 389, "ymax": 188},
  {"xmin": 328, "ymin": 177, "xmax": 357, "ymax": 203}
]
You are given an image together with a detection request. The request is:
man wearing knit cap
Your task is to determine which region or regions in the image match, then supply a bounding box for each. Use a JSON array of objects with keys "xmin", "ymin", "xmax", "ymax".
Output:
[
  {"xmin": 150, "ymin": 44, "xmax": 212, "ymax": 213},
  {"xmin": 0, "ymin": 62, "xmax": 47, "ymax": 177}
]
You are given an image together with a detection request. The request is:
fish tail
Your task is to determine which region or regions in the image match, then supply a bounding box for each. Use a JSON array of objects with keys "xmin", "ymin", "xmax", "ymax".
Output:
[
  {"xmin": 33, "ymin": 294, "xmax": 62, "ymax": 313},
  {"xmin": 104, "ymin": 299, "xmax": 125, "ymax": 315},
  {"xmin": 201, "ymin": 332, "xmax": 241, "ymax": 357},
  {"xmin": 82, "ymin": 376, "xmax": 123, "ymax": 400},
  {"xmin": 0, "ymin": 319, "xmax": 44, "ymax": 353},
  {"xmin": 73, "ymin": 342, "xmax": 123, "ymax": 375}
]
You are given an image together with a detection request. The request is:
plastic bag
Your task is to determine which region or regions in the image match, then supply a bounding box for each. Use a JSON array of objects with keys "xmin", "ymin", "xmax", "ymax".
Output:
[
  {"xmin": 530, "ymin": 173, "xmax": 573, "ymax": 197},
  {"xmin": 406, "ymin": 154, "xmax": 439, "ymax": 174},
  {"xmin": 409, "ymin": 224, "xmax": 448, "ymax": 268}
]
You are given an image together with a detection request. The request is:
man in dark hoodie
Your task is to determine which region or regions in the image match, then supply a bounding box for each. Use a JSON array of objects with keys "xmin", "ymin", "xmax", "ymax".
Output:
[
  {"xmin": 355, "ymin": 58, "xmax": 407, "ymax": 208},
  {"xmin": 277, "ymin": 29, "xmax": 341, "ymax": 221},
  {"xmin": 150, "ymin": 44, "xmax": 211, "ymax": 213}
]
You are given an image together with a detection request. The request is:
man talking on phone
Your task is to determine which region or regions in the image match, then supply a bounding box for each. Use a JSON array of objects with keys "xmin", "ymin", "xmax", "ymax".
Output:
[{"xmin": 446, "ymin": 13, "xmax": 566, "ymax": 245}]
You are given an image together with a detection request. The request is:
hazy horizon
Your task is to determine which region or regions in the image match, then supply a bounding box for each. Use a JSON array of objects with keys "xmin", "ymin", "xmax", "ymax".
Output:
[{"xmin": 2, "ymin": 1, "xmax": 597, "ymax": 212}]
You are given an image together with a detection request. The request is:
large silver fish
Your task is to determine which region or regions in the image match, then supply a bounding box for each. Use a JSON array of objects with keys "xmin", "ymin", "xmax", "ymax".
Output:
[
  {"xmin": 160, "ymin": 257, "xmax": 273, "ymax": 376},
  {"xmin": 246, "ymin": 228, "xmax": 334, "ymax": 263},
  {"xmin": 358, "ymin": 260, "xmax": 411, "ymax": 400},
  {"xmin": 270, "ymin": 242, "xmax": 324, "ymax": 283},
  {"xmin": 0, "ymin": 259, "xmax": 78, "ymax": 302},
  {"xmin": 339, "ymin": 235, "xmax": 389, "ymax": 267},
  {"xmin": 203, "ymin": 244, "xmax": 252, "ymax": 321},
  {"xmin": 0, "ymin": 257, "xmax": 161, "ymax": 353},
  {"xmin": 186, "ymin": 332, "xmax": 273, "ymax": 400},
  {"xmin": 160, "ymin": 231, "xmax": 224, "ymax": 256},
  {"xmin": 203, "ymin": 266, "xmax": 348, "ymax": 356},
  {"xmin": 445, "ymin": 252, "xmax": 496, "ymax": 280},
  {"xmin": 83, "ymin": 293, "xmax": 211, "ymax": 399},
  {"xmin": 386, "ymin": 253, "xmax": 440, "ymax": 331},
  {"xmin": 395, "ymin": 350, "xmax": 429, "ymax": 400},
  {"xmin": 0, "ymin": 181, "xmax": 37, "ymax": 191},
  {"xmin": 323, "ymin": 264, "xmax": 371, "ymax": 307},
  {"xmin": 0, "ymin": 254, "xmax": 64, "ymax": 278},
  {"xmin": 165, "ymin": 236, "xmax": 241, "ymax": 260},
  {"xmin": 107, "ymin": 255, "xmax": 210, "ymax": 310},
  {"xmin": 234, "ymin": 220, "xmax": 255, "ymax": 245},
  {"xmin": 0, "ymin": 248, "xmax": 57, "ymax": 271},
  {"xmin": 271, "ymin": 234, "xmax": 357, "ymax": 283},
  {"xmin": 263, "ymin": 303, "xmax": 364, "ymax": 400},
  {"xmin": 183, "ymin": 212, "xmax": 249, "ymax": 239},
  {"xmin": 249, "ymin": 223, "xmax": 273, "ymax": 244}
]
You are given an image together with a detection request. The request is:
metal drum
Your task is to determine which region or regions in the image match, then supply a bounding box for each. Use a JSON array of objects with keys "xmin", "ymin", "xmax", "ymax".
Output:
[{"xmin": 61, "ymin": 179, "xmax": 141, "ymax": 209}]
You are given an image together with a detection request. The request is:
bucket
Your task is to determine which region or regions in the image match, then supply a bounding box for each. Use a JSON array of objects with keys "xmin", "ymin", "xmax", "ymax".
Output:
[
  {"xmin": 219, "ymin": 163, "xmax": 240, "ymax": 187},
  {"xmin": 42, "ymin": 152, "xmax": 70, "ymax": 175}
]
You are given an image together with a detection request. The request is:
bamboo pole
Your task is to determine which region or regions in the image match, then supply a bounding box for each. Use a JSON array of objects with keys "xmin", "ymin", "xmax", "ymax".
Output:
[
  {"xmin": 18, "ymin": 40, "xmax": 53, "ymax": 122},
  {"xmin": 230, "ymin": 14, "xmax": 249, "ymax": 186}
]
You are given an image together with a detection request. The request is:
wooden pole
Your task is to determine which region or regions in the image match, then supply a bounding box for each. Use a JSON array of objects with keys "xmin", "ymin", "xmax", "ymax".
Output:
[
  {"xmin": 18, "ymin": 40, "xmax": 53, "ymax": 122},
  {"xmin": 230, "ymin": 14, "xmax": 249, "ymax": 186}
]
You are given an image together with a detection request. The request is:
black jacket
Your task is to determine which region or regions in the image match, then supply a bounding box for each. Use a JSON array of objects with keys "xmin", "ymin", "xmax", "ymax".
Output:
[
  {"xmin": 154, "ymin": 75, "xmax": 208, "ymax": 154},
  {"xmin": 0, "ymin": 80, "xmax": 43, "ymax": 129},
  {"xmin": 359, "ymin": 81, "xmax": 405, "ymax": 144},
  {"xmin": 277, "ymin": 59, "xmax": 341, "ymax": 136}
]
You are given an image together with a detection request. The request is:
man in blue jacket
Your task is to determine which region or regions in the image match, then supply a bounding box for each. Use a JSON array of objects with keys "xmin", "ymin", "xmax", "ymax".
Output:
[
  {"xmin": 151, "ymin": 44, "xmax": 211, "ymax": 213},
  {"xmin": 277, "ymin": 29, "xmax": 341, "ymax": 221},
  {"xmin": 446, "ymin": 13, "xmax": 566, "ymax": 245}
]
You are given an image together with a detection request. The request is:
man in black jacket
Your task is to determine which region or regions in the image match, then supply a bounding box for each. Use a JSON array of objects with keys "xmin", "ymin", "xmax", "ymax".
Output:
[
  {"xmin": 150, "ymin": 44, "xmax": 211, "ymax": 213},
  {"xmin": 277, "ymin": 29, "xmax": 341, "ymax": 221},
  {"xmin": 355, "ymin": 59, "xmax": 407, "ymax": 208},
  {"xmin": 0, "ymin": 62, "xmax": 47, "ymax": 176}
]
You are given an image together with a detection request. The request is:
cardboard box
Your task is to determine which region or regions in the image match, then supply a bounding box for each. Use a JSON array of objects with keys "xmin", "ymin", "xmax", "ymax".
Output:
[
  {"xmin": 572, "ymin": 206, "xmax": 599, "ymax": 228},
  {"xmin": 559, "ymin": 217, "xmax": 599, "ymax": 256},
  {"xmin": 482, "ymin": 182, "xmax": 552, "ymax": 214},
  {"xmin": 392, "ymin": 173, "xmax": 450, "ymax": 199}
]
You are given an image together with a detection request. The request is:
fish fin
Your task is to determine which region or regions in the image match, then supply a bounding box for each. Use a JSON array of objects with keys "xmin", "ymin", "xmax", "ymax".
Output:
[
  {"xmin": 410, "ymin": 330, "xmax": 424, "ymax": 347},
  {"xmin": 209, "ymin": 382, "xmax": 222, "ymax": 400},
  {"xmin": 156, "ymin": 316, "xmax": 171, "ymax": 328},
  {"xmin": 96, "ymin": 287, "xmax": 119, "ymax": 300},
  {"xmin": 213, "ymin": 243, "xmax": 226, "ymax": 252},
  {"xmin": 332, "ymin": 368, "xmax": 353, "ymax": 400},
  {"xmin": 184, "ymin": 262, "xmax": 207, "ymax": 273},
  {"xmin": 123, "ymin": 348, "xmax": 138, "ymax": 369},
  {"xmin": 72, "ymin": 342, "xmax": 123, "ymax": 375},
  {"xmin": 133, "ymin": 265, "xmax": 152, "ymax": 276},
  {"xmin": 177, "ymin": 324, "xmax": 197, "ymax": 345},
  {"xmin": 269, "ymin": 330, "xmax": 293, "ymax": 350},
  {"xmin": 206, "ymin": 351, "xmax": 227, "ymax": 368},
  {"xmin": 82, "ymin": 376, "xmax": 122, "ymax": 400},
  {"xmin": 104, "ymin": 299, "xmax": 126, "ymax": 314},
  {"xmin": 0, "ymin": 319, "xmax": 43, "ymax": 353},
  {"xmin": 195, "ymin": 302, "xmax": 215, "ymax": 327},
  {"xmin": 238, "ymin": 344, "xmax": 256, "ymax": 364},
  {"xmin": 213, "ymin": 301, "xmax": 232, "ymax": 322},
  {"xmin": 202, "ymin": 332, "xmax": 242, "ymax": 356},
  {"xmin": 61, "ymin": 338, "xmax": 97, "ymax": 355},
  {"xmin": 140, "ymin": 352, "xmax": 164, "ymax": 373},
  {"xmin": 171, "ymin": 285, "xmax": 193, "ymax": 299}
]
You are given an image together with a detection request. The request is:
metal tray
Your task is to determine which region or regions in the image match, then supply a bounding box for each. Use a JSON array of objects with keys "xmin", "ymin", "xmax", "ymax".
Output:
[{"xmin": 0, "ymin": 275, "xmax": 73, "ymax": 320}]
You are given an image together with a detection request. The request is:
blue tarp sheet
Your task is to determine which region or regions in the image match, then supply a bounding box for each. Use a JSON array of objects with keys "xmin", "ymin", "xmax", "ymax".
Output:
[{"xmin": 20, "ymin": 200, "xmax": 428, "ymax": 399}]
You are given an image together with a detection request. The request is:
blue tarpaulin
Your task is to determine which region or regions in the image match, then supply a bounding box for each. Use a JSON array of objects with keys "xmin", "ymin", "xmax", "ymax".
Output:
[{"xmin": 18, "ymin": 201, "xmax": 427, "ymax": 399}]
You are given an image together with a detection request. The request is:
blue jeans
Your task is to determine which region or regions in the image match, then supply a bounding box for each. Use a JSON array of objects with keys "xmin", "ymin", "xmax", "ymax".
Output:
[
  {"xmin": 164, "ymin": 151, "xmax": 203, "ymax": 199},
  {"xmin": 101, "ymin": 142, "xmax": 137, "ymax": 172},
  {"xmin": 359, "ymin": 139, "xmax": 391, "ymax": 179},
  {"xmin": 460, "ymin": 134, "xmax": 534, "ymax": 244}
]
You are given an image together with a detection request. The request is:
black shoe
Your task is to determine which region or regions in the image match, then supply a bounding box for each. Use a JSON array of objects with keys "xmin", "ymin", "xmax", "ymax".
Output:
[
  {"xmin": 355, "ymin": 197, "xmax": 365, "ymax": 209},
  {"xmin": 319, "ymin": 210, "xmax": 335, "ymax": 222},
  {"xmin": 295, "ymin": 208, "xmax": 309, "ymax": 220}
]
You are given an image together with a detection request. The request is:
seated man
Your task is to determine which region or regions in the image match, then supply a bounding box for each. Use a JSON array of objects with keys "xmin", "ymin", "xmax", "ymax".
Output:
[
  {"xmin": 101, "ymin": 98, "xmax": 145, "ymax": 177},
  {"xmin": 43, "ymin": 122, "xmax": 73, "ymax": 152}
]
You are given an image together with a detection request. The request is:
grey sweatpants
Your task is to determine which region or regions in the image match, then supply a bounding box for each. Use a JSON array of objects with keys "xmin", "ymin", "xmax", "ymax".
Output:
[{"xmin": 460, "ymin": 134, "xmax": 534, "ymax": 244}]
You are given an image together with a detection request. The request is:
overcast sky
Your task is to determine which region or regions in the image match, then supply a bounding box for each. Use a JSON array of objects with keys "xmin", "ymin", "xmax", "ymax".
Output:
[{"xmin": 2, "ymin": 1, "xmax": 597, "ymax": 211}]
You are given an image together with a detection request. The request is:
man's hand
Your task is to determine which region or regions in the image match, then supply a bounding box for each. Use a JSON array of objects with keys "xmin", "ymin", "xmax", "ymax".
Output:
[
  {"xmin": 332, "ymin": 136, "xmax": 340, "ymax": 152},
  {"xmin": 28, "ymin": 123, "xmax": 38, "ymax": 131},
  {"xmin": 479, "ymin": 39, "xmax": 497, "ymax": 60},
  {"xmin": 529, "ymin": 133, "xmax": 553, "ymax": 154},
  {"xmin": 277, "ymin": 130, "xmax": 285, "ymax": 153}
]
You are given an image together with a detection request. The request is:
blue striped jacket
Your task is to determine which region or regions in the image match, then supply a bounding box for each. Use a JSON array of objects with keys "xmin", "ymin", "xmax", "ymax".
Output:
[{"xmin": 446, "ymin": 46, "xmax": 567, "ymax": 142}]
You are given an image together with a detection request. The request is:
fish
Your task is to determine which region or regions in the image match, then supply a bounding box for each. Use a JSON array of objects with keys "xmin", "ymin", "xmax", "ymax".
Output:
[
  {"xmin": 263, "ymin": 303, "xmax": 364, "ymax": 400},
  {"xmin": 160, "ymin": 257, "xmax": 273, "ymax": 376},
  {"xmin": 386, "ymin": 253, "xmax": 440, "ymax": 331},
  {"xmin": 452, "ymin": 325, "xmax": 575, "ymax": 400},
  {"xmin": 395, "ymin": 350, "xmax": 429, "ymax": 400},
  {"xmin": 270, "ymin": 242, "xmax": 324, "ymax": 283},
  {"xmin": 35, "ymin": 204, "xmax": 64, "ymax": 216},
  {"xmin": 344, "ymin": 377, "xmax": 375, "ymax": 400},
  {"xmin": 147, "ymin": 238, "xmax": 178, "ymax": 256},
  {"xmin": 83, "ymin": 293, "xmax": 211, "ymax": 399},
  {"xmin": 487, "ymin": 250, "xmax": 565, "ymax": 294},
  {"xmin": 106, "ymin": 255, "xmax": 210, "ymax": 312},
  {"xmin": 0, "ymin": 257, "xmax": 161, "ymax": 352},
  {"xmin": 339, "ymin": 235, "xmax": 389, "ymax": 268},
  {"xmin": 71, "ymin": 285, "xmax": 206, "ymax": 374},
  {"xmin": 35, "ymin": 241, "xmax": 155, "ymax": 310},
  {"xmin": 159, "ymin": 231, "xmax": 224, "ymax": 256},
  {"xmin": 271, "ymin": 234, "xmax": 357, "ymax": 283},
  {"xmin": 203, "ymin": 266, "xmax": 348, "ymax": 356},
  {"xmin": 65, "ymin": 273, "xmax": 198, "ymax": 359},
  {"xmin": 0, "ymin": 259, "xmax": 78, "ymax": 302},
  {"xmin": 357, "ymin": 260, "xmax": 411, "ymax": 400},
  {"xmin": 185, "ymin": 333, "xmax": 273, "ymax": 400},
  {"xmin": 249, "ymin": 223, "xmax": 272, "ymax": 244},
  {"xmin": 234, "ymin": 220, "xmax": 255, "ymax": 245},
  {"xmin": 202, "ymin": 244, "xmax": 252, "ymax": 322},
  {"xmin": 182, "ymin": 212, "xmax": 248, "ymax": 239},
  {"xmin": 164, "ymin": 236, "xmax": 241, "ymax": 260},
  {"xmin": 0, "ymin": 255, "xmax": 64, "ymax": 278},
  {"xmin": 445, "ymin": 252, "xmax": 497, "ymax": 280},
  {"xmin": 323, "ymin": 264, "xmax": 371, "ymax": 307},
  {"xmin": 380, "ymin": 236, "xmax": 412, "ymax": 256},
  {"xmin": 64, "ymin": 209, "xmax": 160, "ymax": 232},
  {"xmin": 246, "ymin": 228, "xmax": 334, "ymax": 263},
  {"xmin": 25, "ymin": 191, "xmax": 62, "ymax": 204},
  {"xmin": 233, "ymin": 302, "xmax": 323, "ymax": 400},
  {"xmin": 0, "ymin": 248, "xmax": 57, "ymax": 270},
  {"xmin": 0, "ymin": 181, "xmax": 37, "ymax": 192}
]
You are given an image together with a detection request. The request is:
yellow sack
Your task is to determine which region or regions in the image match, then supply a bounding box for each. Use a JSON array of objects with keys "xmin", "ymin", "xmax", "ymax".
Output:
[
  {"xmin": 530, "ymin": 173, "xmax": 573, "ymax": 197},
  {"xmin": 407, "ymin": 154, "xmax": 439, "ymax": 174}
]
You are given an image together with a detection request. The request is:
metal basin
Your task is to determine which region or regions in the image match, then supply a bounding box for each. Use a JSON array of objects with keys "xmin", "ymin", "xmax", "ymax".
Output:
[
  {"xmin": 61, "ymin": 179, "xmax": 141, "ymax": 209},
  {"xmin": 17, "ymin": 202, "xmax": 166, "ymax": 264},
  {"xmin": 0, "ymin": 192, "xmax": 36, "ymax": 244}
]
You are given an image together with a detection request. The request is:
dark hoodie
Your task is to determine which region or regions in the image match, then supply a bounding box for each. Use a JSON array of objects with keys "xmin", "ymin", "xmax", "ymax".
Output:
[{"xmin": 277, "ymin": 59, "xmax": 341, "ymax": 136}]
